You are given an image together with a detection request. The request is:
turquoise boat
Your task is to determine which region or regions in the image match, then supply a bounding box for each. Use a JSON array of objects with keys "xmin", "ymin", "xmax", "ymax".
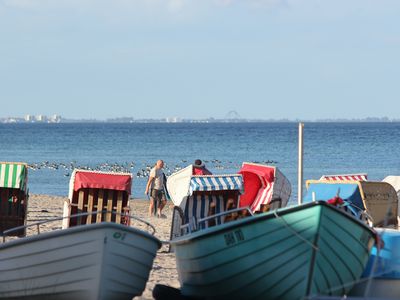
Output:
[
  {"xmin": 170, "ymin": 201, "xmax": 376, "ymax": 300},
  {"xmin": 349, "ymin": 228, "xmax": 400, "ymax": 299}
]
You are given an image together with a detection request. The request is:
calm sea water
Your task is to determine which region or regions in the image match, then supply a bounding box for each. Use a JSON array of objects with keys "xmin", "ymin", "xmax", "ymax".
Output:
[{"xmin": 1, "ymin": 122, "xmax": 399, "ymax": 203}]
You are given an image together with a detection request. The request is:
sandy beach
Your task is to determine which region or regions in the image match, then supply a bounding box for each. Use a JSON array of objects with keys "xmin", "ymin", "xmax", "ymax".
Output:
[{"xmin": 26, "ymin": 194, "xmax": 180, "ymax": 300}]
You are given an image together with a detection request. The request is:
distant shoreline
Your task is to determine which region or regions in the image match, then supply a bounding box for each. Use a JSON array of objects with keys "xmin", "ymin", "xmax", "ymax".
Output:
[{"xmin": 2, "ymin": 119, "xmax": 400, "ymax": 124}]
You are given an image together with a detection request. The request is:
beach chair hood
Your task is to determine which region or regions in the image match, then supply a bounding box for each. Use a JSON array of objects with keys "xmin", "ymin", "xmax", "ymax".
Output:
[
  {"xmin": 166, "ymin": 166, "xmax": 193, "ymax": 208},
  {"xmin": 238, "ymin": 162, "xmax": 291, "ymax": 212},
  {"xmin": 383, "ymin": 176, "xmax": 400, "ymax": 200},
  {"xmin": 360, "ymin": 181, "xmax": 398, "ymax": 227},
  {"xmin": 320, "ymin": 173, "xmax": 368, "ymax": 181},
  {"xmin": 68, "ymin": 169, "xmax": 132, "ymax": 200},
  {"xmin": 0, "ymin": 162, "xmax": 28, "ymax": 193}
]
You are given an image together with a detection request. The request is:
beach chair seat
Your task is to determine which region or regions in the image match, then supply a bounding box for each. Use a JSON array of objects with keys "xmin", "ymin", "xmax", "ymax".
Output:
[
  {"xmin": 184, "ymin": 192, "xmax": 227, "ymax": 229},
  {"xmin": 259, "ymin": 197, "xmax": 282, "ymax": 213},
  {"xmin": 63, "ymin": 169, "xmax": 132, "ymax": 229},
  {"xmin": 168, "ymin": 191, "xmax": 239, "ymax": 252},
  {"xmin": 0, "ymin": 162, "xmax": 28, "ymax": 237},
  {"xmin": 67, "ymin": 188, "xmax": 130, "ymax": 227}
]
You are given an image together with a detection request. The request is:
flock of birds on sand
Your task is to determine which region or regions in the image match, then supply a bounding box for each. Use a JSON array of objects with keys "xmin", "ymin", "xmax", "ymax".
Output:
[{"xmin": 27, "ymin": 159, "xmax": 279, "ymax": 178}]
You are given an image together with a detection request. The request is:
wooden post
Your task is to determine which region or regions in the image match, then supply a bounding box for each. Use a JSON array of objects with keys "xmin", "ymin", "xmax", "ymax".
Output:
[
  {"xmin": 77, "ymin": 190, "xmax": 85, "ymax": 225},
  {"xmin": 116, "ymin": 191, "xmax": 123, "ymax": 224},
  {"xmin": 96, "ymin": 190, "xmax": 104, "ymax": 223},
  {"xmin": 86, "ymin": 189, "xmax": 94, "ymax": 224},
  {"xmin": 106, "ymin": 191, "xmax": 113, "ymax": 222},
  {"xmin": 298, "ymin": 122, "xmax": 304, "ymax": 205}
]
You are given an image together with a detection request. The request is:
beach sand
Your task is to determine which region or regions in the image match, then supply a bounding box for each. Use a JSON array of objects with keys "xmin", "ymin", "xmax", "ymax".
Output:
[{"xmin": 26, "ymin": 194, "xmax": 180, "ymax": 300}]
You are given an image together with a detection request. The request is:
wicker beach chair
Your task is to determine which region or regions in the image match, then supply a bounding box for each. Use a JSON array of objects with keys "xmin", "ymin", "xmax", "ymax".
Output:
[
  {"xmin": 0, "ymin": 162, "xmax": 28, "ymax": 236},
  {"xmin": 167, "ymin": 167, "xmax": 243, "ymax": 249},
  {"xmin": 62, "ymin": 169, "xmax": 132, "ymax": 229}
]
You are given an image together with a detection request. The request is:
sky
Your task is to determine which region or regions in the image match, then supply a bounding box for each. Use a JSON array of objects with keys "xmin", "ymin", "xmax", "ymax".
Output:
[{"xmin": 0, "ymin": 0, "xmax": 399, "ymax": 120}]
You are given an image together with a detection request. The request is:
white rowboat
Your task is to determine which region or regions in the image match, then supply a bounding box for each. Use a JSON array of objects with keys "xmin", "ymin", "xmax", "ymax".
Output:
[{"xmin": 0, "ymin": 213, "xmax": 161, "ymax": 300}]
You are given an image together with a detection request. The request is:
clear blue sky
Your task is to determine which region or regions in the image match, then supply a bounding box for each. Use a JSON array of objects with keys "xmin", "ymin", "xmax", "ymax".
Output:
[{"xmin": 0, "ymin": 0, "xmax": 399, "ymax": 120}]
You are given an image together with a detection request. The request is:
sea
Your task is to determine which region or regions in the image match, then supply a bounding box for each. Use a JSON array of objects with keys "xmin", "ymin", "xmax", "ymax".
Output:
[{"xmin": 1, "ymin": 122, "xmax": 399, "ymax": 204}]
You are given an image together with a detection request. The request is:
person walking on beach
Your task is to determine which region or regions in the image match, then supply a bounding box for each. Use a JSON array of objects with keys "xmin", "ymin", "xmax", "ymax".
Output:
[
  {"xmin": 145, "ymin": 160, "xmax": 167, "ymax": 218},
  {"xmin": 193, "ymin": 159, "xmax": 212, "ymax": 175}
]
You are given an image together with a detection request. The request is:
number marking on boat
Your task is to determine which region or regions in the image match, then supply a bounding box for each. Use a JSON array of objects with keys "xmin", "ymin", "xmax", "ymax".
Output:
[
  {"xmin": 113, "ymin": 232, "xmax": 126, "ymax": 241},
  {"xmin": 224, "ymin": 229, "xmax": 245, "ymax": 246}
]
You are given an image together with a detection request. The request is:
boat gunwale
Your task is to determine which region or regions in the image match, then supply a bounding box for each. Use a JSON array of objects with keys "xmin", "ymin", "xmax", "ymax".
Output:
[
  {"xmin": 0, "ymin": 222, "xmax": 162, "ymax": 250},
  {"xmin": 170, "ymin": 201, "xmax": 376, "ymax": 245}
]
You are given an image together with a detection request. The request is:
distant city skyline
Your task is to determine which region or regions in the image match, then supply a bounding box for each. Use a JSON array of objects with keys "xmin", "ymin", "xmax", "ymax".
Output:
[
  {"xmin": 0, "ymin": 0, "xmax": 399, "ymax": 120},
  {"xmin": 1, "ymin": 113, "xmax": 398, "ymax": 124}
]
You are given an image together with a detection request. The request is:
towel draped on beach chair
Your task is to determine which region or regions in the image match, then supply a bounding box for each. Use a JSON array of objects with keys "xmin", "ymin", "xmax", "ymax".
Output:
[{"xmin": 238, "ymin": 162, "xmax": 291, "ymax": 212}]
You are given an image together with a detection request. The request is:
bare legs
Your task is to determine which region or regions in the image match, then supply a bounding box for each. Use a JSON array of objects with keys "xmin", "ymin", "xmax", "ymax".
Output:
[
  {"xmin": 149, "ymin": 197, "xmax": 155, "ymax": 217},
  {"xmin": 157, "ymin": 199, "xmax": 167, "ymax": 218},
  {"xmin": 149, "ymin": 198, "xmax": 167, "ymax": 218}
]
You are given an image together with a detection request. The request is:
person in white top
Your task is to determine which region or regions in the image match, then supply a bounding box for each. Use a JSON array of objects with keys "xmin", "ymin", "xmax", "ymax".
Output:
[{"xmin": 145, "ymin": 160, "xmax": 167, "ymax": 218}]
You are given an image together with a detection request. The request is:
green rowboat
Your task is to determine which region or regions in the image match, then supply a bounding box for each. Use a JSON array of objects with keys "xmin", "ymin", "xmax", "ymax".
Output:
[{"xmin": 170, "ymin": 201, "xmax": 376, "ymax": 300}]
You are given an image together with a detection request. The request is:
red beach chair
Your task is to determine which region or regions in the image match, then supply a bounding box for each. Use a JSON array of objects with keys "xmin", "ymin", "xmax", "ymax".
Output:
[
  {"xmin": 238, "ymin": 162, "xmax": 292, "ymax": 213},
  {"xmin": 62, "ymin": 169, "xmax": 132, "ymax": 229}
]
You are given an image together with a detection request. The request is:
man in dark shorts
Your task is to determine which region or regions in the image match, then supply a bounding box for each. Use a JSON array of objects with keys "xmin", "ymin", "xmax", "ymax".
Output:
[{"xmin": 145, "ymin": 160, "xmax": 167, "ymax": 218}]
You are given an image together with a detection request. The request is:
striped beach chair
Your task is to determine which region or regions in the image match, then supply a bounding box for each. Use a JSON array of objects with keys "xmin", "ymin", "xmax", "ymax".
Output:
[
  {"xmin": 168, "ymin": 171, "xmax": 243, "ymax": 243},
  {"xmin": 320, "ymin": 173, "xmax": 368, "ymax": 181},
  {"xmin": 184, "ymin": 193, "xmax": 226, "ymax": 229},
  {"xmin": 0, "ymin": 162, "xmax": 28, "ymax": 236},
  {"xmin": 62, "ymin": 169, "xmax": 132, "ymax": 229},
  {"xmin": 185, "ymin": 175, "xmax": 242, "ymax": 228},
  {"xmin": 238, "ymin": 162, "xmax": 291, "ymax": 213}
]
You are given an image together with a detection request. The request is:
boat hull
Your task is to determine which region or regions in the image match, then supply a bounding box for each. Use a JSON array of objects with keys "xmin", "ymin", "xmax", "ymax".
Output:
[
  {"xmin": 0, "ymin": 222, "xmax": 161, "ymax": 300},
  {"xmin": 170, "ymin": 201, "xmax": 375, "ymax": 300},
  {"xmin": 349, "ymin": 228, "xmax": 400, "ymax": 299}
]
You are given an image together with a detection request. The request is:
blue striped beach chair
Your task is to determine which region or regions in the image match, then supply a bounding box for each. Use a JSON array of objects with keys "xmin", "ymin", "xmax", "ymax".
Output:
[
  {"xmin": 184, "ymin": 193, "xmax": 226, "ymax": 229},
  {"xmin": 169, "ymin": 173, "xmax": 244, "ymax": 243}
]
